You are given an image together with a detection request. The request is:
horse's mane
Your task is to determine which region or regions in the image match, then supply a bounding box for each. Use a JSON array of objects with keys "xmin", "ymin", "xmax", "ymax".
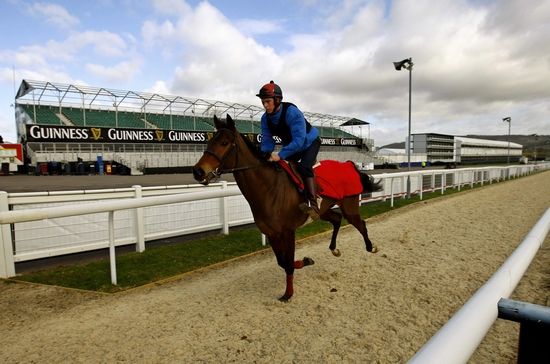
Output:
[{"xmin": 238, "ymin": 131, "xmax": 267, "ymax": 161}]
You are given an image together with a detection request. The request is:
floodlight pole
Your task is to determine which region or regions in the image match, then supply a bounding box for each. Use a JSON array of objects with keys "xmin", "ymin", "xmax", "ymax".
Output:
[
  {"xmin": 407, "ymin": 60, "xmax": 412, "ymax": 193},
  {"xmin": 394, "ymin": 57, "xmax": 413, "ymax": 198}
]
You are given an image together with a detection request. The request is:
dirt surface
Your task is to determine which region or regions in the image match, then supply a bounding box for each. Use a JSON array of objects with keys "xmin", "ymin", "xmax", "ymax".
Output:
[{"xmin": 1, "ymin": 171, "xmax": 549, "ymax": 363}]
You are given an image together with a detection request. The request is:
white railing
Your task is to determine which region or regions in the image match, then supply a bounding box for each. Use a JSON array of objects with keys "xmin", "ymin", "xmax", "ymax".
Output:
[
  {"xmin": 370, "ymin": 164, "xmax": 542, "ymax": 207},
  {"xmin": 3, "ymin": 182, "xmax": 256, "ymax": 263},
  {"xmin": 408, "ymin": 207, "xmax": 550, "ymax": 363},
  {"xmin": 0, "ymin": 184, "xmax": 243, "ymax": 279},
  {"xmin": 0, "ymin": 163, "xmax": 548, "ymax": 279}
]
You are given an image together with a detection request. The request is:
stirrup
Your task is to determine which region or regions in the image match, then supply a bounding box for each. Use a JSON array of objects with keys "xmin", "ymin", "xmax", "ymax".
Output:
[{"xmin": 299, "ymin": 201, "xmax": 320, "ymax": 220}]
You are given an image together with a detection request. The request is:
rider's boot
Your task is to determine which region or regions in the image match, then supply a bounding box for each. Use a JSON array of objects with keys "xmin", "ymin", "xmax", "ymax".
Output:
[{"xmin": 299, "ymin": 177, "xmax": 320, "ymax": 220}]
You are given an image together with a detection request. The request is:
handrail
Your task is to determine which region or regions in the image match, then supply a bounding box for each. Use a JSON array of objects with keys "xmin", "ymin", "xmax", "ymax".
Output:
[
  {"xmin": 0, "ymin": 186, "xmax": 241, "ymax": 225},
  {"xmin": 408, "ymin": 207, "xmax": 550, "ymax": 363}
]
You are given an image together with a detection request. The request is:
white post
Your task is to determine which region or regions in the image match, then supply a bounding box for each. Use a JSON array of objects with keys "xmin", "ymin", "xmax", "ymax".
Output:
[
  {"xmin": 419, "ymin": 174, "xmax": 423, "ymax": 200},
  {"xmin": 0, "ymin": 192, "xmax": 15, "ymax": 278},
  {"xmin": 402, "ymin": 176, "xmax": 407, "ymax": 199},
  {"xmin": 220, "ymin": 181, "xmax": 229, "ymax": 235},
  {"xmin": 457, "ymin": 171, "xmax": 461, "ymax": 191},
  {"xmin": 390, "ymin": 177, "xmax": 395, "ymax": 207},
  {"xmin": 108, "ymin": 211, "xmax": 117, "ymax": 285},
  {"xmin": 441, "ymin": 172, "xmax": 445, "ymax": 194},
  {"xmin": 133, "ymin": 185, "xmax": 145, "ymax": 252},
  {"xmin": 261, "ymin": 233, "xmax": 266, "ymax": 246}
]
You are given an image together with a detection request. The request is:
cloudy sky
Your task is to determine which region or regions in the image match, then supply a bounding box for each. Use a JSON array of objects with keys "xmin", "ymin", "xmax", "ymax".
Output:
[{"xmin": 0, "ymin": 0, "xmax": 548, "ymax": 146}]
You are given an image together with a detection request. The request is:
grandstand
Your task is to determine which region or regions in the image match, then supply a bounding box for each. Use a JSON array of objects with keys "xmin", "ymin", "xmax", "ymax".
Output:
[{"xmin": 14, "ymin": 80, "xmax": 378, "ymax": 175}]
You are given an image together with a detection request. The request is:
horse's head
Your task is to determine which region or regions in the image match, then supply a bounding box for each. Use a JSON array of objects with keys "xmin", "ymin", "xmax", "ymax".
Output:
[{"xmin": 192, "ymin": 114, "xmax": 239, "ymax": 185}]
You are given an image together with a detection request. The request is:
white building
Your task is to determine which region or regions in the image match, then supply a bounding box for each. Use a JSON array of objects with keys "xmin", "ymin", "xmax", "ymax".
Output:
[
  {"xmin": 393, "ymin": 133, "xmax": 525, "ymax": 165},
  {"xmin": 454, "ymin": 136, "xmax": 522, "ymax": 164}
]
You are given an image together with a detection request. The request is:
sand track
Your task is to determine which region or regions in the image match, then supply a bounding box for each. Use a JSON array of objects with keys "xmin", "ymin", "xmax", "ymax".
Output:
[{"xmin": 1, "ymin": 171, "xmax": 549, "ymax": 363}]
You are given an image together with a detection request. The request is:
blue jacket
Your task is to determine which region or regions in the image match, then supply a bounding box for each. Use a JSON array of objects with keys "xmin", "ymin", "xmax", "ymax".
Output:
[{"xmin": 260, "ymin": 103, "xmax": 319, "ymax": 160}]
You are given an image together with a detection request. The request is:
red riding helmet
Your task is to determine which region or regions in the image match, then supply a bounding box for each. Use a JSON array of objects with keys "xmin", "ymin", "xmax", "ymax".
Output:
[{"xmin": 256, "ymin": 80, "xmax": 283, "ymax": 99}]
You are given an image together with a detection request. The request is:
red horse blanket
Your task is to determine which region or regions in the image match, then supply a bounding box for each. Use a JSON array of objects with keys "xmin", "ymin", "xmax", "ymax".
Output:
[{"xmin": 278, "ymin": 160, "xmax": 363, "ymax": 200}]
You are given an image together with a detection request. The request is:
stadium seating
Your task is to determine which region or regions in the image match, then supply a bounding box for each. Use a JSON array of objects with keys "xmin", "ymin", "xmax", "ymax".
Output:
[
  {"xmin": 24, "ymin": 105, "xmax": 356, "ymax": 138},
  {"xmin": 117, "ymin": 112, "xmax": 147, "ymax": 128},
  {"xmin": 23, "ymin": 105, "xmax": 62, "ymax": 125},
  {"xmin": 62, "ymin": 108, "xmax": 115, "ymax": 127},
  {"xmin": 317, "ymin": 126, "xmax": 355, "ymax": 138},
  {"xmin": 234, "ymin": 119, "xmax": 261, "ymax": 133}
]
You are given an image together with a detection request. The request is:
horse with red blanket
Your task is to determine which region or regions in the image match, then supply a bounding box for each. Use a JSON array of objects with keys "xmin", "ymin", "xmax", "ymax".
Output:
[{"xmin": 193, "ymin": 115, "xmax": 382, "ymax": 301}]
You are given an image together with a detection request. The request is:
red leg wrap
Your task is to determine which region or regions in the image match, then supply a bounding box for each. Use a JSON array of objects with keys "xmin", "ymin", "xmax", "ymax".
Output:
[{"xmin": 283, "ymin": 274, "xmax": 294, "ymax": 299}]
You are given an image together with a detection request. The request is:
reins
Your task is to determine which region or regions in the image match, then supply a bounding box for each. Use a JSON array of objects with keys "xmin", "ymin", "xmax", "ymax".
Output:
[{"xmin": 203, "ymin": 128, "xmax": 262, "ymax": 180}]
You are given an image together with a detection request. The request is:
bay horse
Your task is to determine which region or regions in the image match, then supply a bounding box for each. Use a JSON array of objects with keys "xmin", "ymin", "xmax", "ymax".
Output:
[{"xmin": 192, "ymin": 115, "xmax": 382, "ymax": 301}]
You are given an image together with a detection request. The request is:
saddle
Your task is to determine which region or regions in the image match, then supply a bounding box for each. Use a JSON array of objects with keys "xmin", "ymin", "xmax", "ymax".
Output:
[{"xmin": 277, "ymin": 160, "xmax": 363, "ymax": 200}]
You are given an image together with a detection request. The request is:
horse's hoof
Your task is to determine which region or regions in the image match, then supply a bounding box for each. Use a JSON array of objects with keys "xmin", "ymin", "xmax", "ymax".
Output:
[
  {"xmin": 279, "ymin": 295, "xmax": 291, "ymax": 302},
  {"xmin": 303, "ymin": 257, "xmax": 315, "ymax": 266},
  {"xmin": 331, "ymin": 249, "xmax": 341, "ymax": 257},
  {"xmin": 369, "ymin": 245, "xmax": 379, "ymax": 254}
]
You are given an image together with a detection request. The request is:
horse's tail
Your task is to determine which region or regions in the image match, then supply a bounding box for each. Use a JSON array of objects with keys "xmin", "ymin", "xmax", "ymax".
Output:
[{"xmin": 359, "ymin": 172, "xmax": 383, "ymax": 194}]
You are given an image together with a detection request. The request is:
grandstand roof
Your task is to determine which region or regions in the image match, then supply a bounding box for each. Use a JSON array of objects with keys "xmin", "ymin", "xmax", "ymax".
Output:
[
  {"xmin": 455, "ymin": 136, "xmax": 522, "ymax": 148},
  {"xmin": 340, "ymin": 118, "xmax": 369, "ymax": 126},
  {"xmin": 15, "ymin": 80, "xmax": 353, "ymax": 127}
]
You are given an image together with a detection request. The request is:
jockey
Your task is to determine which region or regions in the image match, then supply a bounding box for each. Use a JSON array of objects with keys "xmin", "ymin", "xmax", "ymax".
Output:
[{"xmin": 256, "ymin": 80, "xmax": 321, "ymax": 219}]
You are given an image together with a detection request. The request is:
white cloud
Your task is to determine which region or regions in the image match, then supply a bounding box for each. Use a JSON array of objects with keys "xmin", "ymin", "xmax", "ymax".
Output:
[
  {"xmin": 142, "ymin": 1, "xmax": 282, "ymax": 101},
  {"xmin": 133, "ymin": 0, "xmax": 549, "ymax": 146},
  {"xmin": 150, "ymin": 0, "xmax": 192, "ymax": 16},
  {"xmin": 0, "ymin": 29, "xmax": 134, "ymax": 91},
  {"xmin": 27, "ymin": 2, "xmax": 79, "ymax": 29},
  {"xmin": 2, "ymin": 0, "xmax": 548, "ymax": 147},
  {"xmin": 86, "ymin": 59, "xmax": 142, "ymax": 83},
  {"xmin": 271, "ymin": 0, "xmax": 550, "ymax": 145},
  {"xmin": 147, "ymin": 80, "xmax": 171, "ymax": 95},
  {"xmin": 67, "ymin": 31, "xmax": 128, "ymax": 58},
  {"xmin": 235, "ymin": 18, "xmax": 284, "ymax": 36},
  {"xmin": 3, "ymin": 30, "xmax": 129, "ymax": 75},
  {"xmin": 142, "ymin": 19, "xmax": 176, "ymax": 47}
]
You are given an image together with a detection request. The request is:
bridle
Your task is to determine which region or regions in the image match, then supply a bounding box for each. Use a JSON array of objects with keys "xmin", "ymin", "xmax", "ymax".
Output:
[{"xmin": 202, "ymin": 128, "xmax": 261, "ymax": 181}]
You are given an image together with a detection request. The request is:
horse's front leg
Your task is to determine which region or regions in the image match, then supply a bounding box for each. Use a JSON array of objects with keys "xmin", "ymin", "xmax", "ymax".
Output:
[
  {"xmin": 269, "ymin": 235, "xmax": 294, "ymax": 301},
  {"xmin": 270, "ymin": 231, "xmax": 309, "ymax": 301}
]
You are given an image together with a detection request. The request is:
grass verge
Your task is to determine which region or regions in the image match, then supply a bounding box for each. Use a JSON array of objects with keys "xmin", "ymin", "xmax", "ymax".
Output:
[{"xmin": 13, "ymin": 184, "xmax": 477, "ymax": 292}]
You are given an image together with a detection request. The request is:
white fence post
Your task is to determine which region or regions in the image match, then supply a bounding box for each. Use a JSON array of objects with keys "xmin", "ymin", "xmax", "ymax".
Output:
[
  {"xmin": 220, "ymin": 181, "xmax": 229, "ymax": 235},
  {"xmin": 0, "ymin": 192, "xmax": 15, "ymax": 278},
  {"xmin": 419, "ymin": 174, "xmax": 423, "ymax": 200},
  {"xmin": 390, "ymin": 177, "xmax": 395, "ymax": 207},
  {"xmin": 108, "ymin": 211, "xmax": 117, "ymax": 285},
  {"xmin": 133, "ymin": 185, "xmax": 145, "ymax": 252}
]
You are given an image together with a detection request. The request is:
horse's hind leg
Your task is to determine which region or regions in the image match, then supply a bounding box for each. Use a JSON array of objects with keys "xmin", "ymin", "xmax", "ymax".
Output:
[
  {"xmin": 320, "ymin": 199, "xmax": 342, "ymax": 257},
  {"xmin": 341, "ymin": 196, "xmax": 378, "ymax": 254}
]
